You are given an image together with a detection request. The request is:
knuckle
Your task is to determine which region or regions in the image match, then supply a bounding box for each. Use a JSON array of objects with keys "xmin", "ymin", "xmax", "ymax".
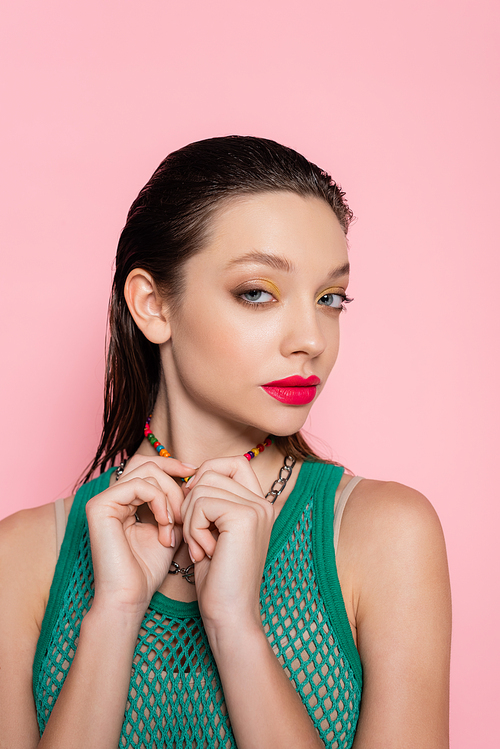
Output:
[
  {"xmin": 130, "ymin": 476, "xmax": 155, "ymax": 494},
  {"xmin": 199, "ymin": 470, "xmax": 218, "ymax": 486},
  {"xmin": 233, "ymin": 455, "xmax": 249, "ymax": 471},
  {"xmin": 142, "ymin": 460, "xmax": 160, "ymax": 473},
  {"xmin": 254, "ymin": 499, "xmax": 272, "ymax": 521},
  {"xmin": 189, "ymin": 488, "xmax": 205, "ymax": 507},
  {"xmin": 85, "ymin": 495, "xmax": 104, "ymax": 518},
  {"xmin": 242, "ymin": 503, "xmax": 261, "ymax": 525},
  {"xmin": 85, "ymin": 498, "xmax": 95, "ymax": 516},
  {"xmin": 264, "ymin": 503, "xmax": 274, "ymax": 521}
]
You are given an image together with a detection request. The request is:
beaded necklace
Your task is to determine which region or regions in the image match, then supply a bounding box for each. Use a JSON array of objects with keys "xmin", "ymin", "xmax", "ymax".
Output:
[
  {"xmin": 144, "ymin": 414, "xmax": 274, "ymax": 482},
  {"xmin": 116, "ymin": 415, "xmax": 296, "ymax": 584}
]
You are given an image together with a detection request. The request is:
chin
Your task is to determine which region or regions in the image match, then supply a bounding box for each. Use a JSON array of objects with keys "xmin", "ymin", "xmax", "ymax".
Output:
[{"xmin": 251, "ymin": 409, "xmax": 312, "ymax": 438}]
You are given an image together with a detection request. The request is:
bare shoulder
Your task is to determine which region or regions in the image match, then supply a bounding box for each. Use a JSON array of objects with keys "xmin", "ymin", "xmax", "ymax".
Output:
[
  {"xmin": 339, "ymin": 476, "xmax": 445, "ymax": 555},
  {"xmin": 338, "ymin": 477, "xmax": 449, "ymax": 605},
  {"xmin": 337, "ymin": 478, "xmax": 451, "ymax": 747},
  {"xmin": 0, "ymin": 497, "xmax": 74, "ymax": 746},
  {"xmin": 0, "ymin": 496, "xmax": 74, "ymax": 629}
]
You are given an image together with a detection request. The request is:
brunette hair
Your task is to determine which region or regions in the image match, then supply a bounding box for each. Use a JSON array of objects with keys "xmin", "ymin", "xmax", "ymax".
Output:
[{"xmin": 81, "ymin": 135, "xmax": 353, "ymax": 484}]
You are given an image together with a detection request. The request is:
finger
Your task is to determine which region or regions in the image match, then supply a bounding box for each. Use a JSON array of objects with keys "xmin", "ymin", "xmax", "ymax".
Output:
[
  {"xmin": 141, "ymin": 477, "xmax": 176, "ymax": 547},
  {"xmin": 185, "ymin": 455, "xmax": 263, "ymax": 497},
  {"xmin": 183, "ymin": 496, "xmax": 231, "ymax": 561},
  {"xmin": 88, "ymin": 477, "xmax": 169, "ymax": 528},
  {"xmin": 181, "ymin": 470, "xmax": 267, "ymax": 527},
  {"xmin": 182, "ymin": 486, "xmax": 264, "ymax": 561},
  {"xmin": 181, "ymin": 478, "xmax": 254, "ymax": 526},
  {"xmin": 118, "ymin": 454, "xmax": 197, "ymax": 481},
  {"xmin": 117, "ymin": 462, "xmax": 185, "ymax": 523}
]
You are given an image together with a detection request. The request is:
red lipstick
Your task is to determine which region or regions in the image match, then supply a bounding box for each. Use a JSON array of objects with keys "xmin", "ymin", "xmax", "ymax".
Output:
[{"xmin": 261, "ymin": 375, "xmax": 320, "ymax": 405}]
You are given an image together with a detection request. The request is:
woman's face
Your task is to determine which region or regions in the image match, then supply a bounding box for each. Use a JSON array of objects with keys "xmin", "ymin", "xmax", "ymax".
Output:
[{"xmin": 161, "ymin": 191, "xmax": 350, "ymax": 437}]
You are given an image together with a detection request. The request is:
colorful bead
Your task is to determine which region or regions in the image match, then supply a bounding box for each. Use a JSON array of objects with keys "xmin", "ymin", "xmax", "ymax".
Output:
[{"xmin": 143, "ymin": 415, "xmax": 274, "ymax": 468}]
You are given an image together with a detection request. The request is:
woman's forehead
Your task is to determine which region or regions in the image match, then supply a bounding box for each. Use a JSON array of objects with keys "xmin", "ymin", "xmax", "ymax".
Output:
[{"xmin": 202, "ymin": 191, "xmax": 349, "ymax": 268}]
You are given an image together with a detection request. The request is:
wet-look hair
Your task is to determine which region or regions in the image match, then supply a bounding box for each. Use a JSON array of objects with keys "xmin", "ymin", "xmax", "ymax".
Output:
[{"xmin": 81, "ymin": 135, "xmax": 353, "ymax": 484}]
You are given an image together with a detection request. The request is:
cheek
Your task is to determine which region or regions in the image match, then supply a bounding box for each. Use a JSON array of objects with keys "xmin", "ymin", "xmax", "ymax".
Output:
[{"xmin": 173, "ymin": 302, "xmax": 275, "ymax": 377}]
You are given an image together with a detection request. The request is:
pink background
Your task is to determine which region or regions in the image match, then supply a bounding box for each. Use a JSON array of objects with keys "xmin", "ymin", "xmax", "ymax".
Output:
[{"xmin": 1, "ymin": 1, "xmax": 498, "ymax": 745}]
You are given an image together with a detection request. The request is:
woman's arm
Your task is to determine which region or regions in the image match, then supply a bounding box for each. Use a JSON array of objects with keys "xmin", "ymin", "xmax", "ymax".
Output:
[
  {"xmin": 0, "ymin": 499, "xmax": 146, "ymax": 749},
  {"xmin": 338, "ymin": 480, "xmax": 452, "ymax": 749},
  {"xmin": 0, "ymin": 503, "xmax": 56, "ymax": 749},
  {"xmin": 182, "ymin": 457, "xmax": 325, "ymax": 749},
  {"xmin": 37, "ymin": 605, "xmax": 147, "ymax": 748},
  {"xmin": 0, "ymin": 502, "xmax": 157, "ymax": 749},
  {"xmin": 207, "ymin": 622, "xmax": 324, "ymax": 748},
  {"xmin": 0, "ymin": 459, "xmax": 191, "ymax": 749}
]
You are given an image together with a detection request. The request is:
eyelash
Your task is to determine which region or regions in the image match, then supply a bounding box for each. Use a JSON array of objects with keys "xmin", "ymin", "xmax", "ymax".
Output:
[
  {"xmin": 238, "ymin": 289, "xmax": 276, "ymax": 306},
  {"xmin": 236, "ymin": 288, "xmax": 353, "ymax": 312},
  {"xmin": 317, "ymin": 292, "xmax": 354, "ymax": 312}
]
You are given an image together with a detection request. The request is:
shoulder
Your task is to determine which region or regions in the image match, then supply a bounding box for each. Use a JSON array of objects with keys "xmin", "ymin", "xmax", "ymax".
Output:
[
  {"xmin": 344, "ymin": 475, "xmax": 442, "ymax": 523},
  {"xmin": 336, "ymin": 479, "xmax": 451, "ymax": 745},
  {"xmin": 336, "ymin": 476, "xmax": 450, "ymax": 637},
  {"xmin": 0, "ymin": 497, "xmax": 74, "ymax": 629},
  {"xmin": 0, "ymin": 500, "xmax": 73, "ymax": 745},
  {"xmin": 340, "ymin": 477, "xmax": 446, "ymax": 557}
]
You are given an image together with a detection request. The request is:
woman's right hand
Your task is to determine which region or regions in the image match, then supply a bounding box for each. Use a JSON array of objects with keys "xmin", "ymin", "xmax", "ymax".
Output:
[{"xmin": 85, "ymin": 459, "xmax": 192, "ymax": 620}]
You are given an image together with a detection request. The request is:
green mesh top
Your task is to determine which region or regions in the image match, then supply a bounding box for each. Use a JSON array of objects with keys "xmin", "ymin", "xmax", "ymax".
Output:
[{"xmin": 33, "ymin": 460, "xmax": 362, "ymax": 748}]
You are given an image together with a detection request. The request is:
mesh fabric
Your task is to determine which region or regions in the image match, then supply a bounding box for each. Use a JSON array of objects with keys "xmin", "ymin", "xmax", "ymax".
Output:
[{"xmin": 34, "ymin": 470, "xmax": 361, "ymax": 748}]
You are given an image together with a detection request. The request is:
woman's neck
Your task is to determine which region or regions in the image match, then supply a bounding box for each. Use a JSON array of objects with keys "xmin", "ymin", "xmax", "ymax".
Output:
[{"xmin": 137, "ymin": 383, "xmax": 289, "ymax": 494}]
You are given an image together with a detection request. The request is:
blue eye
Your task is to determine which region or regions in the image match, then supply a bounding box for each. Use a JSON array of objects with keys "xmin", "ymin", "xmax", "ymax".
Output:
[
  {"xmin": 318, "ymin": 292, "xmax": 346, "ymax": 309},
  {"xmin": 240, "ymin": 289, "xmax": 275, "ymax": 304}
]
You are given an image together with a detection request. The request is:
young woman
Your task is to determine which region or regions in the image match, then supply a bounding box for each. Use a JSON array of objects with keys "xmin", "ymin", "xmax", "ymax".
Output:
[{"xmin": 0, "ymin": 136, "xmax": 451, "ymax": 749}]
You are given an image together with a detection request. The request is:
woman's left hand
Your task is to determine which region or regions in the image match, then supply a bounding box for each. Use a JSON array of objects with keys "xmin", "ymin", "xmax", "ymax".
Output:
[{"xmin": 180, "ymin": 456, "xmax": 275, "ymax": 635}]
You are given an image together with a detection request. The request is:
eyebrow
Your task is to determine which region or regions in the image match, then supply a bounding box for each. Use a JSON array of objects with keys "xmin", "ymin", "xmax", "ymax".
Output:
[{"xmin": 225, "ymin": 250, "xmax": 350, "ymax": 280}]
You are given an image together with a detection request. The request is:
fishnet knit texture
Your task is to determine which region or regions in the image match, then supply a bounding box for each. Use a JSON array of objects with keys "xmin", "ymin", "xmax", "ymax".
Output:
[{"xmin": 35, "ymin": 491, "xmax": 361, "ymax": 747}]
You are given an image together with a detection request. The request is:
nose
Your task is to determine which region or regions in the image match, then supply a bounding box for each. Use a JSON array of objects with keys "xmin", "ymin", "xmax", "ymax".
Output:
[{"xmin": 279, "ymin": 300, "xmax": 329, "ymax": 359}]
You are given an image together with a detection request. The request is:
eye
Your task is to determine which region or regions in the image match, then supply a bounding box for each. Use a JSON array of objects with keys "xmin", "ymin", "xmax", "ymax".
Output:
[
  {"xmin": 318, "ymin": 292, "xmax": 347, "ymax": 309},
  {"xmin": 239, "ymin": 289, "xmax": 275, "ymax": 304}
]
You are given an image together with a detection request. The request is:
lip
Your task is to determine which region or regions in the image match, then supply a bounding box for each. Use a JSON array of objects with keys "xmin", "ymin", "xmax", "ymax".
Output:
[
  {"xmin": 262, "ymin": 375, "xmax": 321, "ymax": 387},
  {"xmin": 261, "ymin": 375, "xmax": 321, "ymax": 405}
]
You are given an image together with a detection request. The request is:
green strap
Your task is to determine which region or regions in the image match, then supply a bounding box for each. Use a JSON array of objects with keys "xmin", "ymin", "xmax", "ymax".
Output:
[{"xmin": 32, "ymin": 468, "xmax": 116, "ymax": 691}]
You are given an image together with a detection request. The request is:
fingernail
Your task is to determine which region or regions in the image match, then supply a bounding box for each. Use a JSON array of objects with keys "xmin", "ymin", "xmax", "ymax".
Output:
[
  {"xmin": 182, "ymin": 463, "xmax": 197, "ymax": 469},
  {"xmin": 167, "ymin": 511, "xmax": 173, "ymax": 524},
  {"xmin": 186, "ymin": 475, "xmax": 195, "ymax": 487},
  {"xmin": 188, "ymin": 547, "xmax": 195, "ymax": 563},
  {"xmin": 170, "ymin": 529, "xmax": 176, "ymax": 547}
]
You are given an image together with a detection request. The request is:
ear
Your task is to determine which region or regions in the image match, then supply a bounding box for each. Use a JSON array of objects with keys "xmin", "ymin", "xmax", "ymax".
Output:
[{"xmin": 124, "ymin": 269, "xmax": 171, "ymax": 344}]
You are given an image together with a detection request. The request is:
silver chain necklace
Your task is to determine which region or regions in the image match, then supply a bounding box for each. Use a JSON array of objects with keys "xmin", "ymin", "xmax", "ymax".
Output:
[{"xmin": 169, "ymin": 454, "xmax": 296, "ymax": 584}]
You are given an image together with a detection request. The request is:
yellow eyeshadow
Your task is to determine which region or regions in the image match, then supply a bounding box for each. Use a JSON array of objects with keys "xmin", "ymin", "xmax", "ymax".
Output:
[
  {"xmin": 238, "ymin": 278, "xmax": 281, "ymax": 299},
  {"xmin": 260, "ymin": 279, "xmax": 281, "ymax": 298},
  {"xmin": 316, "ymin": 286, "xmax": 345, "ymax": 302}
]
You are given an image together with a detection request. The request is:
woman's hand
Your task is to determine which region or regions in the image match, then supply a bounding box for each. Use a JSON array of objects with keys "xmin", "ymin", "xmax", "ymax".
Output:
[
  {"xmin": 180, "ymin": 456, "xmax": 275, "ymax": 635},
  {"xmin": 86, "ymin": 459, "xmax": 193, "ymax": 621},
  {"xmin": 112, "ymin": 452, "xmax": 197, "ymax": 485}
]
